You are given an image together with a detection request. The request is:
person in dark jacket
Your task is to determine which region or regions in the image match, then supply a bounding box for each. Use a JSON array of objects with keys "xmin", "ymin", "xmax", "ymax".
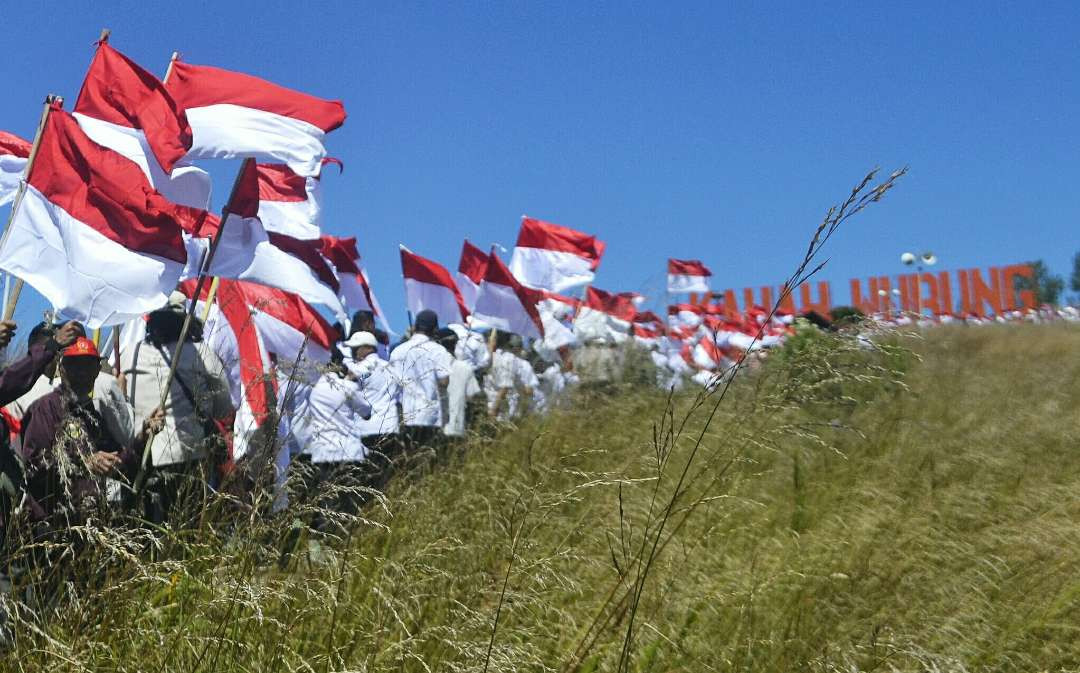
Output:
[
  {"xmin": 0, "ymin": 320, "xmax": 81, "ymax": 524},
  {"xmin": 19, "ymin": 337, "xmax": 164, "ymax": 522}
]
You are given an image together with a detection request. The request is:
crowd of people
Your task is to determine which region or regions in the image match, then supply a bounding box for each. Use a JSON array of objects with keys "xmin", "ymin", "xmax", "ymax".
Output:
[{"xmin": 0, "ymin": 292, "xmax": 1072, "ymax": 570}]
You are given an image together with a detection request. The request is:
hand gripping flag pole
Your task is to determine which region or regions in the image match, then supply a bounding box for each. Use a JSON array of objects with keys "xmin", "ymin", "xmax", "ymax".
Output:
[
  {"xmin": 0, "ymin": 95, "xmax": 62, "ymax": 321},
  {"xmin": 133, "ymin": 157, "xmax": 258, "ymax": 495}
]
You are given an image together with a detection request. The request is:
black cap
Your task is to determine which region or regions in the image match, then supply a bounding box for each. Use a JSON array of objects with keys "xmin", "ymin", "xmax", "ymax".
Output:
[{"xmin": 414, "ymin": 309, "xmax": 438, "ymax": 333}]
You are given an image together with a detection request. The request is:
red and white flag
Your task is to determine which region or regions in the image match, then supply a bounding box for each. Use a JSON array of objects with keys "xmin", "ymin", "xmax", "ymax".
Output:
[
  {"xmin": 0, "ymin": 131, "xmax": 30, "ymax": 206},
  {"xmin": 456, "ymin": 239, "xmax": 489, "ymax": 311},
  {"xmin": 255, "ymin": 159, "xmax": 340, "ymax": 240},
  {"xmin": 574, "ymin": 286, "xmax": 639, "ymax": 342},
  {"xmin": 193, "ymin": 278, "xmax": 334, "ymax": 460},
  {"xmin": 320, "ymin": 235, "xmax": 393, "ymax": 334},
  {"xmin": 667, "ymin": 259, "xmax": 712, "ymax": 293},
  {"xmin": 667, "ymin": 303, "xmax": 705, "ymax": 329},
  {"xmin": 73, "ymin": 41, "xmax": 211, "ymax": 209},
  {"xmin": 509, "ymin": 216, "xmax": 605, "ymax": 292},
  {"xmin": 0, "ymin": 106, "xmax": 201, "ymax": 327},
  {"xmin": 166, "ymin": 60, "xmax": 346, "ymax": 178},
  {"xmin": 400, "ymin": 245, "xmax": 470, "ymax": 326},
  {"xmin": 173, "ymin": 161, "xmax": 346, "ymax": 317},
  {"xmin": 473, "ymin": 250, "xmax": 546, "ymax": 339}
]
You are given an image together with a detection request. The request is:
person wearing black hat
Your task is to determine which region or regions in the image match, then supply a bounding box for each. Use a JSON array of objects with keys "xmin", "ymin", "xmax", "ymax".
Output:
[
  {"xmin": 387, "ymin": 309, "xmax": 452, "ymax": 457},
  {"xmin": 120, "ymin": 292, "xmax": 232, "ymax": 524}
]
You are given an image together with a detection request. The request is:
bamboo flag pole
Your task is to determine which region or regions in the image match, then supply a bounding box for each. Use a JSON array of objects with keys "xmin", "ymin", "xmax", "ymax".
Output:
[
  {"xmin": 0, "ymin": 95, "xmax": 62, "ymax": 322},
  {"xmin": 112, "ymin": 326, "xmax": 122, "ymax": 375},
  {"xmin": 133, "ymin": 158, "xmax": 256, "ymax": 494},
  {"xmin": 200, "ymin": 276, "xmax": 220, "ymax": 322}
]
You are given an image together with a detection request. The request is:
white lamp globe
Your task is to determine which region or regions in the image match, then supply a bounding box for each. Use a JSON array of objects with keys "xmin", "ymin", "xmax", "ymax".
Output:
[
  {"xmin": 877, "ymin": 289, "xmax": 887, "ymax": 297},
  {"xmin": 900, "ymin": 252, "xmax": 916, "ymax": 265}
]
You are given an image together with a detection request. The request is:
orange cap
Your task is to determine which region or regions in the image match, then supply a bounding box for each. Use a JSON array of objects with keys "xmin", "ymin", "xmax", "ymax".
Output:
[{"xmin": 62, "ymin": 336, "xmax": 99, "ymax": 359}]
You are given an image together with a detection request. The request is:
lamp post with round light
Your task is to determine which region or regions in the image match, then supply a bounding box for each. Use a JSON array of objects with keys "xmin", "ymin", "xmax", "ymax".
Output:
[{"xmin": 901, "ymin": 251, "xmax": 938, "ymax": 317}]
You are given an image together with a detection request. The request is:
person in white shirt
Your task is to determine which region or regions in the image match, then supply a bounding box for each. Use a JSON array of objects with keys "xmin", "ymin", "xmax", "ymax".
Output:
[
  {"xmin": 448, "ymin": 322, "xmax": 491, "ymax": 373},
  {"xmin": 121, "ymin": 296, "xmax": 233, "ymax": 524},
  {"xmin": 343, "ymin": 331, "xmax": 401, "ymax": 484},
  {"xmin": 295, "ymin": 357, "xmax": 372, "ymax": 520},
  {"xmin": 435, "ymin": 329, "xmax": 481, "ymax": 438},
  {"xmin": 388, "ymin": 310, "xmax": 452, "ymax": 453},
  {"xmin": 486, "ymin": 333, "xmax": 536, "ymax": 421}
]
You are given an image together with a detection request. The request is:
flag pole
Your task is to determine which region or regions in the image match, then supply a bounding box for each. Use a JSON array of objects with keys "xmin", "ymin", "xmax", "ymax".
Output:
[
  {"xmin": 133, "ymin": 158, "xmax": 255, "ymax": 494},
  {"xmin": 112, "ymin": 326, "xmax": 122, "ymax": 376},
  {"xmin": 0, "ymin": 95, "xmax": 62, "ymax": 322},
  {"xmin": 200, "ymin": 276, "xmax": 221, "ymax": 322},
  {"xmin": 164, "ymin": 51, "xmax": 180, "ymax": 83}
]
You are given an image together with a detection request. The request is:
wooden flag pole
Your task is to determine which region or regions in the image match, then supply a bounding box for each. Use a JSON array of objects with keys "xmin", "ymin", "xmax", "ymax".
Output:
[
  {"xmin": 133, "ymin": 158, "xmax": 256, "ymax": 494},
  {"xmin": 0, "ymin": 95, "xmax": 62, "ymax": 322},
  {"xmin": 112, "ymin": 326, "xmax": 122, "ymax": 375},
  {"xmin": 200, "ymin": 276, "xmax": 221, "ymax": 322}
]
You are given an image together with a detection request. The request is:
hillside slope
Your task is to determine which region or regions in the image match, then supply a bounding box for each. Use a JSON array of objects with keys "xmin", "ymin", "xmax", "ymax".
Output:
[{"xmin": 6, "ymin": 324, "xmax": 1080, "ymax": 672}]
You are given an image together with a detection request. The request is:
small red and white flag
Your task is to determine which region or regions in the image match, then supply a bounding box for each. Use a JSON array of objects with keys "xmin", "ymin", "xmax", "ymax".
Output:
[
  {"xmin": 456, "ymin": 239, "xmax": 489, "ymax": 311},
  {"xmin": 0, "ymin": 131, "xmax": 30, "ymax": 206},
  {"xmin": 0, "ymin": 106, "xmax": 200, "ymax": 327},
  {"xmin": 667, "ymin": 303, "xmax": 705, "ymax": 329},
  {"xmin": 400, "ymin": 245, "xmax": 470, "ymax": 326},
  {"xmin": 166, "ymin": 59, "xmax": 346, "ymax": 178},
  {"xmin": 73, "ymin": 41, "xmax": 211, "ymax": 209},
  {"xmin": 574, "ymin": 286, "xmax": 639, "ymax": 342},
  {"xmin": 667, "ymin": 259, "xmax": 712, "ymax": 294},
  {"xmin": 320, "ymin": 235, "xmax": 393, "ymax": 334},
  {"xmin": 509, "ymin": 216, "xmax": 605, "ymax": 292},
  {"xmin": 473, "ymin": 250, "xmax": 546, "ymax": 339},
  {"xmin": 255, "ymin": 159, "xmax": 341, "ymax": 240}
]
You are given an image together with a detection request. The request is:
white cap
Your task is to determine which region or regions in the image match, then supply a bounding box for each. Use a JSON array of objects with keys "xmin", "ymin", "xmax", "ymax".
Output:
[{"xmin": 343, "ymin": 331, "xmax": 378, "ymax": 349}]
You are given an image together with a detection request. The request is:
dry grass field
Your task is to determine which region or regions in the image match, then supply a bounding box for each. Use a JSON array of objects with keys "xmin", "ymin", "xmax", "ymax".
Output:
[{"xmin": 3, "ymin": 322, "xmax": 1080, "ymax": 672}]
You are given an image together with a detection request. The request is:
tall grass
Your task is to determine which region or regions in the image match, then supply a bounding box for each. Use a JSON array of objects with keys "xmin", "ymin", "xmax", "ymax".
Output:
[
  {"xmin": 7, "ymin": 171, "xmax": 1080, "ymax": 670},
  {"xmin": 5, "ymin": 322, "xmax": 1079, "ymax": 671}
]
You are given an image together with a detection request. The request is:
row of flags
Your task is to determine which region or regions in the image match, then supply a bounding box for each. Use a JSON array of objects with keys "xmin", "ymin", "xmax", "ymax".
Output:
[{"xmin": 0, "ymin": 35, "xmax": 736, "ymax": 460}]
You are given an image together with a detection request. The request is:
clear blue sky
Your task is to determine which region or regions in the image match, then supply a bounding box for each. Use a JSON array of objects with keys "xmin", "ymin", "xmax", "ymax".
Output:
[{"xmin": 1, "ymin": 1, "xmax": 1077, "ymax": 329}]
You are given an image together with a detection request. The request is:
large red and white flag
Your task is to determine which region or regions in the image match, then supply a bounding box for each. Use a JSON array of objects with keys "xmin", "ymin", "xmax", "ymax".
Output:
[
  {"xmin": 192, "ymin": 278, "xmax": 334, "ymax": 460},
  {"xmin": 205, "ymin": 227, "xmax": 346, "ymax": 317},
  {"xmin": 172, "ymin": 160, "xmax": 346, "ymax": 317},
  {"xmin": 400, "ymin": 245, "xmax": 470, "ymax": 326},
  {"xmin": 166, "ymin": 60, "xmax": 346, "ymax": 178},
  {"xmin": 73, "ymin": 41, "xmax": 211, "ymax": 209},
  {"xmin": 456, "ymin": 239, "xmax": 489, "ymax": 311},
  {"xmin": 667, "ymin": 259, "xmax": 712, "ymax": 293},
  {"xmin": 473, "ymin": 250, "xmax": 546, "ymax": 339},
  {"xmin": 255, "ymin": 159, "xmax": 340, "ymax": 240},
  {"xmin": 0, "ymin": 131, "xmax": 30, "ymax": 206},
  {"xmin": 509, "ymin": 216, "xmax": 605, "ymax": 292},
  {"xmin": 0, "ymin": 106, "xmax": 202, "ymax": 327},
  {"xmin": 320, "ymin": 235, "xmax": 393, "ymax": 334}
]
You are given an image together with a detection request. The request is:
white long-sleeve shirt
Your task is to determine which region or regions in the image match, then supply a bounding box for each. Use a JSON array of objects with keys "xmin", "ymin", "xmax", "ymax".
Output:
[
  {"xmin": 389, "ymin": 334, "xmax": 452, "ymax": 428},
  {"xmin": 297, "ymin": 372, "xmax": 371, "ymax": 463},
  {"xmin": 349, "ymin": 353, "xmax": 401, "ymax": 437}
]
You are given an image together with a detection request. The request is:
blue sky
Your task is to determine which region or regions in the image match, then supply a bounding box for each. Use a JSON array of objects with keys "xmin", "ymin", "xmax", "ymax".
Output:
[{"xmin": 1, "ymin": 1, "xmax": 1077, "ymax": 329}]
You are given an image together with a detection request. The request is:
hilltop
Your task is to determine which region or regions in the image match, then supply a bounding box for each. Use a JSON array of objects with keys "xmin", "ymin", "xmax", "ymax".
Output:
[{"xmin": 5, "ymin": 323, "xmax": 1080, "ymax": 672}]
